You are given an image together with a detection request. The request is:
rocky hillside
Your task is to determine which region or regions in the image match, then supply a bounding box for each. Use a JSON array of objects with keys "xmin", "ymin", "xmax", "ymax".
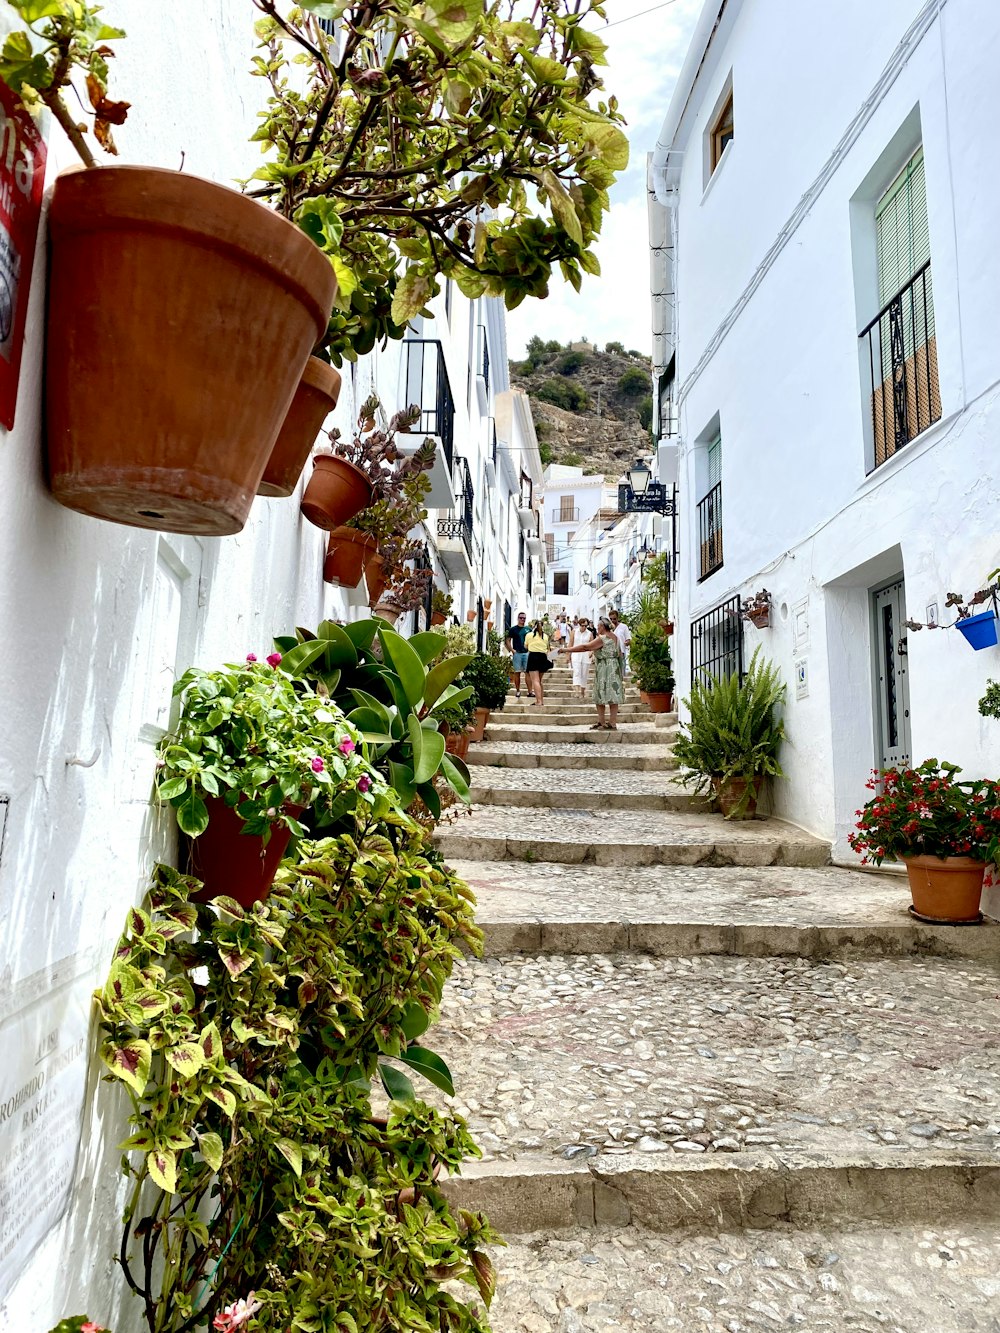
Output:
[{"xmin": 509, "ymin": 337, "xmax": 653, "ymax": 478}]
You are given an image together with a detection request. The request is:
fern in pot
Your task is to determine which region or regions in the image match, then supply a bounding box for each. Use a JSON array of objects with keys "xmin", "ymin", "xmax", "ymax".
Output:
[{"xmin": 671, "ymin": 648, "xmax": 786, "ymax": 818}]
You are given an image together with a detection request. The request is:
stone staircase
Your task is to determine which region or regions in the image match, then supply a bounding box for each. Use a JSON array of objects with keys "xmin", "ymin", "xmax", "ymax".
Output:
[{"xmin": 432, "ymin": 669, "xmax": 1000, "ymax": 1331}]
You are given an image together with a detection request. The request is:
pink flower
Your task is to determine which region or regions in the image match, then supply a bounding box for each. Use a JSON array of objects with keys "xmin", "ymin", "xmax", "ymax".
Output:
[
  {"xmin": 266, "ymin": 652, "xmax": 282, "ymax": 668},
  {"xmin": 245, "ymin": 653, "xmax": 257, "ymax": 663},
  {"xmin": 358, "ymin": 775, "xmax": 372, "ymax": 793},
  {"xmin": 311, "ymin": 756, "xmax": 325, "ymax": 774},
  {"xmin": 339, "ymin": 737, "xmax": 355, "ymax": 755},
  {"xmin": 213, "ymin": 1292, "xmax": 263, "ymax": 1331},
  {"xmin": 81, "ymin": 1324, "xmax": 108, "ymax": 1333}
]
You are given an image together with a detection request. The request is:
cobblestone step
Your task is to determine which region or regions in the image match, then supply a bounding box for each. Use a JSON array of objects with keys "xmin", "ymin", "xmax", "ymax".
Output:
[
  {"xmin": 434, "ymin": 950, "xmax": 1000, "ymax": 1231},
  {"xmin": 484, "ymin": 723, "xmax": 674, "ymax": 746},
  {"xmin": 435, "ymin": 807, "xmax": 829, "ymax": 867},
  {"xmin": 503, "ymin": 703, "xmax": 656, "ymax": 719},
  {"xmin": 466, "ymin": 743, "xmax": 678, "ymax": 772},
  {"xmin": 451, "ymin": 861, "xmax": 1000, "ymax": 962},
  {"xmin": 479, "ymin": 1222, "xmax": 1000, "ymax": 1332},
  {"xmin": 468, "ymin": 773, "xmax": 700, "ymax": 813}
]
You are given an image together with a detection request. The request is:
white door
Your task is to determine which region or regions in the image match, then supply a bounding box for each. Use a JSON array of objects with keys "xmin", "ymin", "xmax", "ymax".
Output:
[{"xmin": 872, "ymin": 578, "xmax": 912, "ymax": 769}]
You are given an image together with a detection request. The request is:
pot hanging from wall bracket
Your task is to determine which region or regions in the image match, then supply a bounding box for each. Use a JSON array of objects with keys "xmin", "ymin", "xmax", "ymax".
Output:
[{"xmin": 955, "ymin": 608, "xmax": 1000, "ymax": 651}]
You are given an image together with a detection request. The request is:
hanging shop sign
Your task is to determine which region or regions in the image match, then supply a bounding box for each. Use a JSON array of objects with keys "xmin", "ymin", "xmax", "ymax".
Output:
[{"xmin": 0, "ymin": 79, "xmax": 46, "ymax": 432}]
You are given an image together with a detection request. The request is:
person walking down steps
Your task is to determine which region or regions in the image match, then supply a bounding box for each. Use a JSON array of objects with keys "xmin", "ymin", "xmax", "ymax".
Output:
[
  {"xmin": 561, "ymin": 616, "xmax": 624, "ymax": 729},
  {"xmin": 570, "ymin": 616, "xmax": 594, "ymax": 699},
  {"xmin": 524, "ymin": 619, "xmax": 552, "ymax": 707}
]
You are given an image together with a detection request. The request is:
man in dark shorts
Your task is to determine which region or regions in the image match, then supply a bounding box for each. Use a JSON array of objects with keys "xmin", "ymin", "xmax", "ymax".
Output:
[{"xmin": 505, "ymin": 611, "xmax": 530, "ymax": 698}]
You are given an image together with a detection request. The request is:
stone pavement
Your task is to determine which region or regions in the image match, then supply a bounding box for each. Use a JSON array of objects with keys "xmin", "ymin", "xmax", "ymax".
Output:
[{"xmin": 430, "ymin": 668, "xmax": 1000, "ymax": 1331}]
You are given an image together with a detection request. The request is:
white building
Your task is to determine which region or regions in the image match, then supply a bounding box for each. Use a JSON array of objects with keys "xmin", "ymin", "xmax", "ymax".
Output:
[
  {"xmin": 650, "ymin": 0, "xmax": 1000, "ymax": 867},
  {"xmin": 0, "ymin": 8, "xmax": 541, "ymax": 1330}
]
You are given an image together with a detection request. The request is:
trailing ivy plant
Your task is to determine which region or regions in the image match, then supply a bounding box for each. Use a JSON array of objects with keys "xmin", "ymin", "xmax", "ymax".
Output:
[
  {"xmin": 248, "ymin": 0, "xmax": 628, "ymax": 361},
  {"xmin": 90, "ymin": 811, "xmax": 497, "ymax": 1333},
  {"xmin": 0, "ymin": 1, "xmax": 129, "ymax": 165}
]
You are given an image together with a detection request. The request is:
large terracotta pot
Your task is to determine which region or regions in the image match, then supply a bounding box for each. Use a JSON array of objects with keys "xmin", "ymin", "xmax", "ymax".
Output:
[
  {"xmin": 645, "ymin": 691, "xmax": 673, "ymax": 713},
  {"xmin": 469, "ymin": 707, "xmax": 490, "ymax": 743},
  {"xmin": 259, "ymin": 358, "xmax": 342, "ymax": 497},
  {"xmin": 639, "ymin": 689, "xmax": 650, "ymax": 703},
  {"xmin": 444, "ymin": 729, "xmax": 471, "ymax": 760},
  {"xmin": 366, "ymin": 552, "xmax": 387, "ymax": 607},
  {"xmin": 713, "ymin": 774, "xmax": 763, "ymax": 819},
  {"xmin": 323, "ymin": 526, "xmax": 375, "ymax": 587},
  {"xmin": 45, "ymin": 166, "xmax": 334, "ymax": 535},
  {"xmin": 903, "ymin": 855, "xmax": 985, "ymax": 923},
  {"xmin": 300, "ymin": 454, "xmax": 374, "ymax": 529},
  {"xmin": 188, "ymin": 798, "xmax": 304, "ymax": 909}
]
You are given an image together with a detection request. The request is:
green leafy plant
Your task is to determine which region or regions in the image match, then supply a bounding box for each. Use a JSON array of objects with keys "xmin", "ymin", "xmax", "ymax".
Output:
[
  {"xmin": 461, "ymin": 653, "xmax": 510, "ymax": 712},
  {"xmin": 629, "ymin": 622, "xmax": 674, "ymax": 694},
  {"xmin": 93, "ymin": 811, "xmax": 498, "ymax": 1333},
  {"xmin": 432, "ymin": 587, "xmax": 454, "ymax": 618},
  {"xmin": 434, "ymin": 690, "xmax": 477, "ymax": 734},
  {"xmin": 156, "ymin": 653, "xmax": 376, "ymax": 839},
  {"xmin": 278, "ymin": 620, "xmax": 475, "ymax": 817},
  {"xmin": 671, "ymin": 648, "xmax": 786, "ymax": 817},
  {"xmin": 978, "ymin": 680, "xmax": 1000, "ymax": 720},
  {"xmin": 248, "ymin": 0, "xmax": 627, "ymax": 363},
  {"xmin": 441, "ymin": 622, "xmax": 477, "ymax": 659},
  {"xmin": 617, "ymin": 366, "xmax": 648, "ymax": 397},
  {"xmin": 849, "ymin": 760, "xmax": 1000, "ymax": 866},
  {"xmin": 535, "ymin": 378, "xmax": 589, "ymax": 412},
  {"xmin": 0, "ymin": 1, "xmax": 129, "ymax": 166}
]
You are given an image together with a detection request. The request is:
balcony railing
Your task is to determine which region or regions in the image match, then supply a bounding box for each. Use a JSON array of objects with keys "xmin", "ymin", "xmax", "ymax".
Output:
[
  {"xmin": 697, "ymin": 482, "xmax": 723, "ymax": 581},
  {"xmin": 478, "ymin": 325, "xmax": 490, "ymax": 398},
  {"xmin": 437, "ymin": 456, "xmax": 475, "ymax": 560},
  {"xmin": 404, "ymin": 339, "xmax": 455, "ymax": 473},
  {"xmin": 550, "ymin": 506, "xmax": 580, "ymax": 523},
  {"xmin": 859, "ymin": 260, "xmax": 941, "ymax": 472},
  {"xmin": 599, "ymin": 565, "xmax": 614, "ymax": 587}
]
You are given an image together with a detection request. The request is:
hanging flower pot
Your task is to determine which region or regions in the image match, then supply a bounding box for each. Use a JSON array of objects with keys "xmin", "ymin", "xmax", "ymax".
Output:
[
  {"xmin": 466, "ymin": 610, "xmax": 477, "ymax": 623},
  {"xmin": 747, "ymin": 608, "xmax": 770, "ymax": 629},
  {"xmin": 45, "ymin": 167, "xmax": 335, "ymax": 535},
  {"xmin": 373, "ymin": 603, "xmax": 399, "ymax": 623},
  {"xmin": 323, "ymin": 526, "xmax": 375, "ymax": 587},
  {"xmin": 431, "ymin": 611, "xmax": 447, "ymax": 626},
  {"xmin": 259, "ymin": 357, "xmax": 342, "ymax": 497},
  {"xmin": 366, "ymin": 552, "xmax": 387, "ymax": 607},
  {"xmin": 188, "ymin": 798, "xmax": 304, "ymax": 909},
  {"xmin": 902, "ymin": 855, "xmax": 985, "ymax": 923},
  {"xmin": 300, "ymin": 454, "xmax": 374, "ymax": 529},
  {"xmin": 955, "ymin": 610, "xmax": 1000, "ymax": 651}
]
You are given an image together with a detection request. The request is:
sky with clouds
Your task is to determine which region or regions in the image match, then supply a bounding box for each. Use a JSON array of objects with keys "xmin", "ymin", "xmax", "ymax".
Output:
[{"xmin": 506, "ymin": 0, "xmax": 704, "ymax": 360}]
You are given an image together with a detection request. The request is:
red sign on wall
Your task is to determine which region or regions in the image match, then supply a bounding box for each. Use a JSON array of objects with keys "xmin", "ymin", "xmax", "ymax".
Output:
[{"xmin": 0, "ymin": 79, "xmax": 46, "ymax": 431}]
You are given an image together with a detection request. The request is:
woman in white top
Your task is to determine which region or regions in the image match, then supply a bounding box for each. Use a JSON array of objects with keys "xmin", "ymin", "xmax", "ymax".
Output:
[{"xmin": 570, "ymin": 618, "xmax": 594, "ymax": 698}]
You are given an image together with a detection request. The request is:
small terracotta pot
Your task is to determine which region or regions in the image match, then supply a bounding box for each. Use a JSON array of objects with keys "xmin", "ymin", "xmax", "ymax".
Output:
[
  {"xmin": 466, "ymin": 610, "xmax": 477, "ymax": 623},
  {"xmin": 45, "ymin": 166, "xmax": 334, "ymax": 535},
  {"xmin": 300, "ymin": 454, "xmax": 374, "ymax": 529},
  {"xmin": 747, "ymin": 609, "xmax": 770, "ymax": 629},
  {"xmin": 373, "ymin": 603, "xmax": 399, "ymax": 623},
  {"xmin": 431, "ymin": 611, "xmax": 447, "ymax": 626},
  {"xmin": 366, "ymin": 552, "xmax": 387, "ymax": 607},
  {"xmin": 259, "ymin": 358, "xmax": 342, "ymax": 497},
  {"xmin": 469, "ymin": 707, "xmax": 490, "ymax": 743},
  {"xmin": 645, "ymin": 691, "xmax": 673, "ymax": 713},
  {"xmin": 444, "ymin": 729, "xmax": 471, "ymax": 760},
  {"xmin": 323, "ymin": 526, "xmax": 375, "ymax": 587},
  {"xmin": 713, "ymin": 774, "xmax": 763, "ymax": 819},
  {"xmin": 189, "ymin": 798, "xmax": 304, "ymax": 909},
  {"xmin": 903, "ymin": 855, "xmax": 985, "ymax": 923}
]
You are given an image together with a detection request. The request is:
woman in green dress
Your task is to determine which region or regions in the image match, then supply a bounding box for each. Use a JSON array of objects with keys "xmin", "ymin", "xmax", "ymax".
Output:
[{"xmin": 560, "ymin": 616, "xmax": 624, "ymax": 729}]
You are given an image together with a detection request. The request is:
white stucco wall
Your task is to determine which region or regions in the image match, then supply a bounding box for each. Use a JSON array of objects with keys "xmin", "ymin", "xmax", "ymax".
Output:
[{"xmin": 660, "ymin": 0, "xmax": 1000, "ymax": 863}]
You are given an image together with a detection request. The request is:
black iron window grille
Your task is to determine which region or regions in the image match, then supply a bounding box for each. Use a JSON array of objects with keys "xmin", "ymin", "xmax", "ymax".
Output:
[
  {"xmin": 503, "ymin": 600, "xmax": 512, "ymax": 635},
  {"xmin": 859, "ymin": 260, "xmax": 940, "ymax": 471},
  {"xmin": 599, "ymin": 563, "xmax": 614, "ymax": 586},
  {"xmin": 476, "ymin": 595, "xmax": 485, "ymax": 651},
  {"xmin": 518, "ymin": 530, "xmax": 525, "ymax": 570},
  {"xmin": 478, "ymin": 325, "xmax": 490, "ymax": 398},
  {"xmin": 411, "ymin": 544, "xmax": 434, "ymax": 635},
  {"xmin": 697, "ymin": 482, "xmax": 723, "ymax": 581},
  {"xmin": 527, "ymin": 554, "xmax": 533, "ymax": 591},
  {"xmin": 404, "ymin": 339, "xmax": 455, "ymax": 473},
  {"xmin": 690, "ymin": 595, "xmax": 744, "ymax": 685}
]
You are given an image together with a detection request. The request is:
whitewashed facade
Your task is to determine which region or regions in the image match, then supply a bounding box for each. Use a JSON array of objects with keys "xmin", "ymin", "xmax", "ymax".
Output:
[
  {"xmin": 650, "ymin": 0, "xmax": 1000, "ymax": 867},
  {"xmin": 0, "ymin": 7, "xmax": 539, "ymax": 1329}
]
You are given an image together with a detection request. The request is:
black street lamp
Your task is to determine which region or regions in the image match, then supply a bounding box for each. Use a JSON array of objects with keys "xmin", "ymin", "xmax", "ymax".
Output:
[{"xmin": 618, "ymin": 458, "xmax": 674, "ymax": 516}]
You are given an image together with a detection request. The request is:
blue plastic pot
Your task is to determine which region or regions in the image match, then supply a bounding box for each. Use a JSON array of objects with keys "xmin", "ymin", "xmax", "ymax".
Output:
[{"xmin": 955, "ymin": 610, "xmax": 1000, "ymax": 650}]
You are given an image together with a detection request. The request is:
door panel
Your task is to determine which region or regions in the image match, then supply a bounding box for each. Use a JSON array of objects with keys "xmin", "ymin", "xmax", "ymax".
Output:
[{"xmin": 872, "ymin": 578, "xmax": 911, "ymax": 769}]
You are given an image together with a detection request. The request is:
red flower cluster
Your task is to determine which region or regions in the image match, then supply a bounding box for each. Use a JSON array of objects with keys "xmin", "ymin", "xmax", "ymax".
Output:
[{"xmin": 849, "ymin": 760, "xmax": 1000, "ymax": 866}]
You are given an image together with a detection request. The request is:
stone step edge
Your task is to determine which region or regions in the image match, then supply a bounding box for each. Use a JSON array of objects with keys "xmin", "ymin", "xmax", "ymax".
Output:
[
  {"xmin": 466, "ymin": 752, "xmax": 679, "ymax": 772},
  {"xmin": 441, "ymin": 1148, "xmax": 1000, "ymax": 1236},
  {"xmin": 474, "ymin": 916, "xmax": 1000, "ymax": 962},
  {"xmin": 468, "ymin": 787, "xmax": 706, "ymax": 812},
  {"xmin": 435, "ymin": 833, "xmax": 831, "ymax": 869}
]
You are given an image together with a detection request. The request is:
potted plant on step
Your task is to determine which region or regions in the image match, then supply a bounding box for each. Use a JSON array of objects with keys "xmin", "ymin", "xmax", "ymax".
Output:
[
  {"xmin": 155, "ymin": 651, "xmax": 379, "ymax": 906},
  {"xmin": 849, "ymin": 759, "xmax": 1000, "ymax": 923},
  {"xmin": 461, "ymin": 652, "xmax": 511, "ymax": 742},
  {"xmin": 630, "ymin": 621, "xmax": 675, "ymax": 712},
  {"xmin": 2, "ymin": 5, "xmax": 337, "ymax": 537},
  {"xmin": 671, "ymin": 648, "xmax": 786, "ymax": 818},
  {"xmin": 436, "ymin": 691, "xmax": 477, "ymax": 761}
]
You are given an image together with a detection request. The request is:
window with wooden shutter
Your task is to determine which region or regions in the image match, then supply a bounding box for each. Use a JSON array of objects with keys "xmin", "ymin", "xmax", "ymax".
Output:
[{"xmin": 863, "ymin": 146, "xmax": 941, "ymax": 468}]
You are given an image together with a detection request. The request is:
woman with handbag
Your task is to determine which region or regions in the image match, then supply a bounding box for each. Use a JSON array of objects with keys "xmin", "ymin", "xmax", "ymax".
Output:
[
  {"xmin": 525, "ymin": 619, "xmax": 551, "ymax": 707},
  {"xmin": 560, "ymin": 617, "xmax": 624, "ymax": 729}
]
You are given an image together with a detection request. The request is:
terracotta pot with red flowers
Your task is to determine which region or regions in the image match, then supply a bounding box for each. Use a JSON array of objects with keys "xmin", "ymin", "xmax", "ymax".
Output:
[
  {"xmin": 155, "ymin": 655, "xmax": 377, "ymax": 906},
  {"xmin": 849, "ymin": 759, "xmax": 1000, "ymax": 923}
]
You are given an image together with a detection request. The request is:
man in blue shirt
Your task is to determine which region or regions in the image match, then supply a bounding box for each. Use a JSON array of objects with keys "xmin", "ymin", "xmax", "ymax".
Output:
[{"xmin": 506, "ymin": 611, "xmax": 530, "ymax": 698}]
